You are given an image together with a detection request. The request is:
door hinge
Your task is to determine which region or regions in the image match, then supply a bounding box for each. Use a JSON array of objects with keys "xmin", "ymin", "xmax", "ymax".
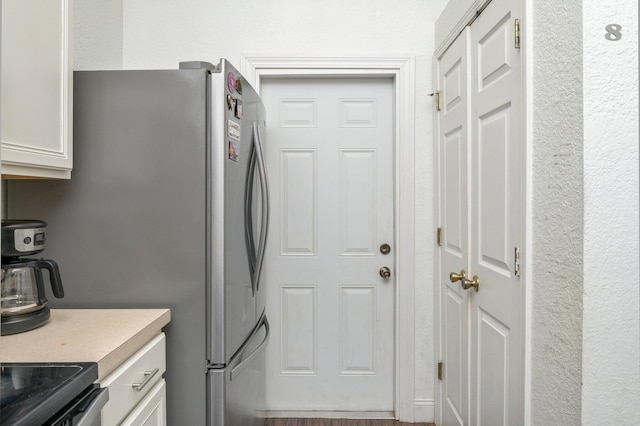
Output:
[
  {"xmin": 515, "ymin": 19, "xmax": 521, "ymax": 49},
  {"xmin": 429, "ymin": 90, "xmax": 441, "ymax": 111},
  {"xmin": 437, "ymin": 227, "xmax": 443, "ymax": 246},
  {"xmin": 514, "ymin": 247, "xmax": 521, "ymax": 277},
  {"xmin": 438, "ymin": 362, "xmax": 443, "ymax": 380}
]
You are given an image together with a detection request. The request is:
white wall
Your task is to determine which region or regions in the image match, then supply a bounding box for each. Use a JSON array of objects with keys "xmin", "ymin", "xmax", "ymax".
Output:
[
  {"xmin": 75, "ymin": 0, "xmax": 448, "ymax": 420},
  {"xmin": 582, "ymin": 0, "xmax": 640, "ymax": 424},
  {"xmin": 73, "ymin": 0, "xmax": 123, "ymax": 69}
]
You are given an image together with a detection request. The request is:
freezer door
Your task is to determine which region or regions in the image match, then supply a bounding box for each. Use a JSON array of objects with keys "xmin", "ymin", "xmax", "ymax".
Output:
[{"xmin": 208, "ymin": 314, "xmax": 269, "ymax": 426}]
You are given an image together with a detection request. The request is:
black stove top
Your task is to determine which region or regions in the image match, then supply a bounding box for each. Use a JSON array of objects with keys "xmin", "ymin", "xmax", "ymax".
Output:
[{"xmin": 0, "ymin": 362, "xmax": 98, "ymax": 426}]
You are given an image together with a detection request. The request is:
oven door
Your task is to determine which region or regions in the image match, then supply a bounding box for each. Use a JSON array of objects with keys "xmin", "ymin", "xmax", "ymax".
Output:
[{"xmin": 46, "ymin": 385, "xmax": 109, "ymax": 426}]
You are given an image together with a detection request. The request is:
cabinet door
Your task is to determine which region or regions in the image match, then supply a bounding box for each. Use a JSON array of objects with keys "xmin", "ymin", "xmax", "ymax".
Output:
[
  {"xmin": 1, "ymin": 0, "xmax": 73, "ymax": 178},
  {"xmin": 121, "ymin": 380, "xmax": 167, "ymax": 426}
]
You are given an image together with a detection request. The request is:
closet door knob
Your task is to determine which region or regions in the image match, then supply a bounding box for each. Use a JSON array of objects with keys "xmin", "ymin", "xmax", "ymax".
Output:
[
  {"xmin": 461, "ymin": 275, "xmax": 480, "ymax": 292},
  {"xmin": 449, "ymin": 270, "xmax": 466, "ymax": 283}
]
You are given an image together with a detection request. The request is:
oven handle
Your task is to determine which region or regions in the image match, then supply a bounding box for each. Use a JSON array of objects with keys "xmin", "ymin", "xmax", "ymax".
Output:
[{"xmin": 75, "ymin": 387, "xmax": 109, "ymax": 426}]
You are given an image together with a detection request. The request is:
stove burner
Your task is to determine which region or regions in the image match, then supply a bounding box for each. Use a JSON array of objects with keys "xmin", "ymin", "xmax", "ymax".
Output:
[{"xmin": 0, "ymin": 363, "xmax": 98, "ymax": 426}]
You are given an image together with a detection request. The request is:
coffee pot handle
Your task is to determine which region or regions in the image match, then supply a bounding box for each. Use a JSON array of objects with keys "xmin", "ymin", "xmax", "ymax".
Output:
[{"xmin": 36, "ymin": 259, "xmax": 65, "ymax": 298}]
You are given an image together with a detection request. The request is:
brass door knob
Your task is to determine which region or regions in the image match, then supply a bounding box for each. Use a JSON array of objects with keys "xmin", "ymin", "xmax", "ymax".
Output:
[
  {"xmin": 461, "ymin": 275, "xmax": 480, "ymax": 292},
  {"xmin": 450, "ymin": 270, "xmax": 480, "ymax": 291},
  {"xmin": 379, "ymin": 266, "xmax": 391, "ymax": 279},
  {"xmin": 450, "ymin": 270, "xmax": 466, "ymax": 283}
]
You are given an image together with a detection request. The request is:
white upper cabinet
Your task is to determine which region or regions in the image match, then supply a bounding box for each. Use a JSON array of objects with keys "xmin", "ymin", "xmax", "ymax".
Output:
[{"xmin": 1, "ymin": 0, "xmax": 73, "ymax": 179}]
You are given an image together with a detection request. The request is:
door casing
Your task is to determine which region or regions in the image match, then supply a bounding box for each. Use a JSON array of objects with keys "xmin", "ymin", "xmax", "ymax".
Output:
[{"xmin": 240, "ymin": 56, "xmax": 418, "ymax": 421}]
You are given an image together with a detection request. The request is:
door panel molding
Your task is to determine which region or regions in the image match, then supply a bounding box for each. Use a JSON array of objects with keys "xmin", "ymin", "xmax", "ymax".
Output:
[{"xmin": 241, "ymin": 55, "xmax": 417, "ymax": 422}]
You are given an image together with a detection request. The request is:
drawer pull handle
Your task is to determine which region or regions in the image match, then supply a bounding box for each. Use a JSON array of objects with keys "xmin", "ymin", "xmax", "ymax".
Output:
[{"xmin": 131, "ymin": 368, "xmax": 160, "ymax": 392}]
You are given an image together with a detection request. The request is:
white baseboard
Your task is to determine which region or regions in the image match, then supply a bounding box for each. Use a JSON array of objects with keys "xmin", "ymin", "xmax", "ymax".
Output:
[
  {"xmin": 414, "ymin": 398, "xmax": 435, "ymax": 422},
  {"xmin": 265, "ymin": 401, "xmax": 434, "ymax": 422},
  {"xmin": 264, "ymin": 411, "xmax": 395, "ymax": 419}
]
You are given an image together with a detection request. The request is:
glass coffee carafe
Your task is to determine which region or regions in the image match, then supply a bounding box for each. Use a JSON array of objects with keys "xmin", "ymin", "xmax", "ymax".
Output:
[{"xmin": 1, "ymin": 259, "xmax": 63, "ymax": 315}]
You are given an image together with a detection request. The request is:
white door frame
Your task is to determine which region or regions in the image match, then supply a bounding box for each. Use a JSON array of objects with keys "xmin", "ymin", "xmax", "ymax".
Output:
[{"xmin": 240, "ymin": 55, "xmax": 417, "ymax": 422}]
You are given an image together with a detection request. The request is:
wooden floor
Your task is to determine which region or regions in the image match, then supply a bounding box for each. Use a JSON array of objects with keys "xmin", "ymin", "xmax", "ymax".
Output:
[{"xmin": 265, "ymin": 419, "xmax": 435, "ymax": 426}]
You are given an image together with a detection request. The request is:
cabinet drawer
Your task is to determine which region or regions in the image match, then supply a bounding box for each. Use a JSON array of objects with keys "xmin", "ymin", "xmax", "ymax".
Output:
[{"xmin": 100, "ymin": 333, "xmax": 166, "ymax": 425}]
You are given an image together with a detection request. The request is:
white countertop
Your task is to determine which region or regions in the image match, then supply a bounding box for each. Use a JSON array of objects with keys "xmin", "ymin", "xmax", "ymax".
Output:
[{"xmin": 0, "ymin": 309, "xmax": 171, "ymax": 381}]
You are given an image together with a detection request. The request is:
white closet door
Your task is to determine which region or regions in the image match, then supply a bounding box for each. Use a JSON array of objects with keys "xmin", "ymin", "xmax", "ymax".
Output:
[
  {"xmin": 437, "ymin": 0, "xmax": 524, "ymax": 423},
  {"xmin": 438, "ymin": 27, "xmax": 471, "ymax": 426},
  {"xmin": 469, "ymin": 0, "xmax": 524, "ymax": 423}
]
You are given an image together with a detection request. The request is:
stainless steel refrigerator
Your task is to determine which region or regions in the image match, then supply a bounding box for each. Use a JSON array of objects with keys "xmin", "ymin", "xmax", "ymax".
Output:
[{"xmin": 7, "ymin": 59, "xmax": 270, "ymax": 426}]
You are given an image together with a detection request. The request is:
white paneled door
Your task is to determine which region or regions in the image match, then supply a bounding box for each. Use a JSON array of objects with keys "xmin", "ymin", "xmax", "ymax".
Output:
[
  {"xmin": 439, "ymin": 27, "xmax": 470, "ymax": 426},
  {"xmin": 261, "ymin": 78, "xmax": 395, "ymax": 413},
  {"xmin": 469, "ymin": 0, "xmax": 524, "ymax": 423},
  {"xmin": 437, "ymin": 0, "xmax": 524, "ymax": 423}
]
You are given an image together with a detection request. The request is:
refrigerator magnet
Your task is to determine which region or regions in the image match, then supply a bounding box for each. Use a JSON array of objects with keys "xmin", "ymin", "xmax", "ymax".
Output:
[
  {"xmin": 228, "ymin": 120, "xmax": 241, "ymax": 141},
  {"xmin": 227, "ymin": 73, "xmax": 236, "ymax": 93},
  {"xmin": 234, "ymin": 99, "xmax": 243, "ymax": 119},
  {"xmin": 235, "ymin": 79, "xmax": 243, "ymax": 95},
  {"xmin": 228, "ymin": 140, "xmax": 239, "ymax": 162},
  {"xmin": 226, "ymin": 94, "xmax": 235, "ymax": 111}
]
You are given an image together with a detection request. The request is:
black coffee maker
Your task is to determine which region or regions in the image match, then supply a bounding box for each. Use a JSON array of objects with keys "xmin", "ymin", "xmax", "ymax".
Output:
[{"xmin": 1, "ymin": 220, "xmax": 64, "ymax": 335}]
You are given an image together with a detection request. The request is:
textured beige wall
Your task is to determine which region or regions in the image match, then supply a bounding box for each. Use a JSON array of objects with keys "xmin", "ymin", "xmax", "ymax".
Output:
[
  {"xmin": 582, "ymin": 0, "xmax": 640, "ymax": 424},
  {"xmin": 530, "ymin": 0, "xmax": 584, "ymax": 424}
]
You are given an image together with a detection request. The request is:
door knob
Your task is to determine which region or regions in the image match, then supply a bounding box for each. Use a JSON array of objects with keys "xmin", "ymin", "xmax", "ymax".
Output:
[
  {"xmin": 461, "ymin": 275, "xmax": 480, "ymax": 292},
  {"xmin": 450, "ymin": 270, "xmax": 480, "ymax": 291},
  {"xmin": 379, "ymin": 266, "xmax": 391, "ymax": 279},
  {"xmin": 450, "ymin": 270, "xmax": 466, "ymax": 283}
]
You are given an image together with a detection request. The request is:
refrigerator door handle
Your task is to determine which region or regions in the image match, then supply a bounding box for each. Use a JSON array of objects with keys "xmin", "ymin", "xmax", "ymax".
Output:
[
  {"xmin": 230, "ymin": 315, "xmax": 270, "ymax": 381},
  {"xmin": 244, "ymin": 140, "xmax": 258, "ymax": 296},
  {"xmin": 252, "ymin": 122, "xmax": 270, "ymax": 293}
]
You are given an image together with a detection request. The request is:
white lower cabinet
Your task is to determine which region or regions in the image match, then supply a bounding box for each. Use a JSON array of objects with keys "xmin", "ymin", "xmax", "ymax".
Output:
[
  {"xmin": 121, "ymin": 380, "xmax": 167, "ymax": 426},
  {"xmin": 100, "ymin": 333, "xmax": 167, "ymax": 426}
]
